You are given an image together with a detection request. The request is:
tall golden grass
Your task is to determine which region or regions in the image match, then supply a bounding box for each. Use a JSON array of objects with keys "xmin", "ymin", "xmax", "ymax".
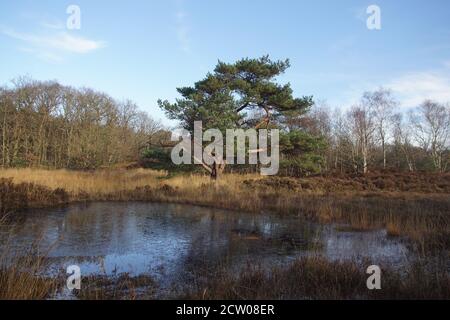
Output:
[
  {"xmin": 0, "ymin": 168, "xmax": 165, "ymax": 196},
  {"xmin": 0, "ymin": 259, "xmax": 57, "ymax": 299}
]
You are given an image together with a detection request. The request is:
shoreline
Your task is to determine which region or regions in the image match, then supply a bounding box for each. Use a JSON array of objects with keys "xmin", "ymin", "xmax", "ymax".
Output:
[{"xmin": 1, "ymin": 169, "xmax": 449, "ymax": 251}]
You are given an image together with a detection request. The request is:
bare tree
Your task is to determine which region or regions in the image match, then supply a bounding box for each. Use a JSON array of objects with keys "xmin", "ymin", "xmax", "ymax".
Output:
[
  {"xmin": 410, "ymin": 100, "xmax": 450, "ymax": 172},
  {"xmin": 348, "ymin": 102, "xmax": 377, "ymax": 174},
  {"xmin": 362, "ymin": 88, "xmax": 397, "ymax": 169},
  {"xmin": 328, "ymin": 108, "xmax": 350, "ymax": 173},
  {"xmin": 392, "ymin": 113, "xmax": 416, "ymax": 172}
]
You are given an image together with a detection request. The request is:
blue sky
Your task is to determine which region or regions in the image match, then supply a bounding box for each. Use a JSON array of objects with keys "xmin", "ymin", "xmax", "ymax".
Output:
[{"xmin": 1, "ymin": 0, "xmax": 449, "ymax": 126}]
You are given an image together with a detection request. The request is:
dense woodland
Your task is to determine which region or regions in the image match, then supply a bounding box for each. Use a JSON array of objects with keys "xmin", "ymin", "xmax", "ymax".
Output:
[
  {"xmin": 0, "ymin": 77, "xmax": 163, "ymax": 169},
  {"xmin": 1, "ymin": 58, "xmax": 449, "ymax": 175}
]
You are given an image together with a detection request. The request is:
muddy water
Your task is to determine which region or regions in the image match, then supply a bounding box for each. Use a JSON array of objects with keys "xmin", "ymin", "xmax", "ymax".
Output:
[{"xmin": 0, "ymin": 202, "xmax": 411, "ymax": 296}]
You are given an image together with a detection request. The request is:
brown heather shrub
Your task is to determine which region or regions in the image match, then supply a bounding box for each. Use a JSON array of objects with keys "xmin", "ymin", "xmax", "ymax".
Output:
[
  {"xmin": 373, "ymin": 178, "xmax": 396, "ymax": 190},
  {"xmin": 0, "ymin": 178, "xmax": 69, "ymax": 214}
]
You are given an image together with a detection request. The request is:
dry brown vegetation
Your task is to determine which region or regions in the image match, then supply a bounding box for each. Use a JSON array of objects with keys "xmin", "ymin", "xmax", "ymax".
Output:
[
  {"xmin": 2, "ymin": 168, "xmax": 448, "ymax": 198},
  {"xmin": 182, "ymin": 257, "xmax": 450, "ymax": 300},
  {"xmin": 248, "ymin": 171, "xmax": 450, "ymax": 193},
  {"xmin": 0, "ymin": 266, "xmax": 157, "ymax": 300},
  {"xmin": 72, "ymin": 274, "xmax": 157, "ymax": 300},
  {"xmin": 1, "ymin": 255, "xmax": 447, "ymax": 300},
  {"xmin": 0, "ymin": 168, "xmax": 165, "ymax": 197},
  {"xmin": 0, "ymin": 168, "xmax": 449, "ymax": 300},
  {"xmin": 0, "ymin": 252, "xmax": 58, "ymax": 300},
  {"xmin": 0, "ymin": 268, "xmax": 57, "ymax": 300}
]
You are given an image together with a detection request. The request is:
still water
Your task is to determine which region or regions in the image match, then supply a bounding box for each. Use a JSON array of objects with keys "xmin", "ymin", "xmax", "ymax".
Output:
[{"xmin": 0, "ymin": 202, "xmax": 411, "ymax": 296}]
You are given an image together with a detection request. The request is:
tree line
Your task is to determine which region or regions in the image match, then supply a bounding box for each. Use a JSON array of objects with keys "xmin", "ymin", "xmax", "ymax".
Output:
[
  {"xmin": 0, "ymin": 77, "xmax": 162, "ymax": 169},
  {"xmin": 304, "ymin": 90, "xmax": 450, "ymax": 174},
  {"xmin": 1, "ymin": 57, "xmax": 449, "ymax": 175}
]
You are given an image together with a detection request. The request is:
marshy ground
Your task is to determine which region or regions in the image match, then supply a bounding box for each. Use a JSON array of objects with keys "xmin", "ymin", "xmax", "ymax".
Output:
[{"xmin": 0, "ymin": 169, "xmax": 449, "ymax": 300}]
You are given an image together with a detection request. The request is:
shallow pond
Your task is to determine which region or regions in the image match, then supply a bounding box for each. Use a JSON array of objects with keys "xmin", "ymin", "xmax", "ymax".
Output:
[{"xmin": 0, "ymin": 202, "xmax": 413, "ymax": 297}]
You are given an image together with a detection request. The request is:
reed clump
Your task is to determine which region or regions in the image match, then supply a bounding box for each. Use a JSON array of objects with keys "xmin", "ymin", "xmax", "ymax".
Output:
[
  {"xmin": 182, "ymin": 256, "xmax": 450, "ymax": 300},
  {"xmin": 0, "ymin": 250, "xmax": 58, "ymax": 300}
]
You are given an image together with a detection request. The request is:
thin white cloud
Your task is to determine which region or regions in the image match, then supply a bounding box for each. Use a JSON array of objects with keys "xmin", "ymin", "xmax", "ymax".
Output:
[
  {"xmin": 1, "ymin": 27, "xmax": 106, "ymax": 54},
  {"xmin": 175, "ymin": 0, "xmax": 191, "ymax": 53},
  {"xmin": 444, "ymin": 60, "xmax": 450, "ymax": 68},
  {"xmin": 329, "ymin": 71, "xmax": 450, "ymax": 112},
  {"xmin": 387, "ymin": 72, "xmax": 450, "ymax": 108}
]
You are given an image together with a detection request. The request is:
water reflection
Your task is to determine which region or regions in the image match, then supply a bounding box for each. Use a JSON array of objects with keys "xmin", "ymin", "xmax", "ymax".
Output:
[{"xmin": 0, "ymin": 202, "xmax": 411, "ymax": 293}]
